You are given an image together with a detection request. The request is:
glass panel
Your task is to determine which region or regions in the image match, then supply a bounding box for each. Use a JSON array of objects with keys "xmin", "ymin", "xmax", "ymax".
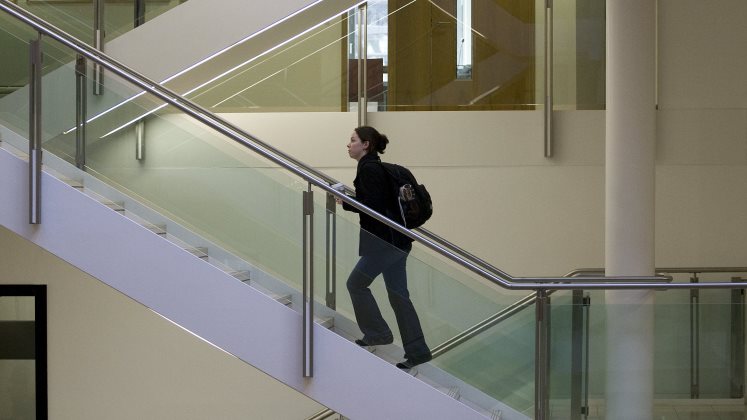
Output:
[
  {"xmin": 546, "ymin": 284, "xmax": 745, "ymax": 419},
  {"xmin": 121, "ymin": 0, "xmax": 546, "ymax": 114},
  {"xmin": 436, "ymin": 299, "xmax": 536, "ymax": 415},
  {"xmin": 0, "ymin": 12, "xmax": 35, "ymax": 127},
  {"xmin": 553, "ymin": 0, "xmax": 605, "ymax": 110},
  {"xmin": 326, "ymin": 204, "xmax": 535, "ymax": 413},
  {"xmin": 547, "ymin": 291, "xmax": 575, "ymax": 419},
  {"xmin": 185, "ymin": 4, "xmax": 352, "ymax": 113},
  {"xmin": 385, "ymin": 0, "xmax": 540, "ymax": 110},
  {"xmin": 20, "ymin": 35, "xmax": 310, "ymax": 292},
  {"xmin": 15, "ymin": 0, "xmax": 186, "ymax": 45},
  {"xmin": 0, "ymin": 19, "xmax": 543, "ymax": 414},
  {"xmin": 0, "ymin": 296, "xmax": 37, "ymax": 420}
]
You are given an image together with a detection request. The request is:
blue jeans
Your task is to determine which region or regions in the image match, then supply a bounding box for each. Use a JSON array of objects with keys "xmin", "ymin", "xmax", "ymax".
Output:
[{"xmin": 346, "ymin": 248, "xmax": 430, "ymax": 360}]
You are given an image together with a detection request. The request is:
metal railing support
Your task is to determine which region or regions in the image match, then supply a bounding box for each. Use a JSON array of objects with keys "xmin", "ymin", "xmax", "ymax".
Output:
[
  {"xmin": 570, "ymin": 290, "xmax": 584, "ymax": 419},
  {"xmin": 731, "ymin": 277, "xmax": 745, "ymax": 398},
  {"xmin": 357, "ymin": 3, "xmax": 367, "ymax": 126},
  {"xmin": 75, "ymin": 55, "xmax": 87, "ymax": 170},
  {"xmin": 93, "ymin": 0, "xmax": 104, "ymax": 95},
  {"xmin": 134, "ymin": 0, "xmax": 145, "ymax": 27},
  {"xmin": 306, "ymin": 408, "xmax": 338, "ymax": 420},
  {"xmin": 325, "ymin": 191, "xmax": 337, "ymax": 310},
  {"xmin": 302, "ymin": 183, "xmax": 314, "ymax": 377},
  {"xmin": 135, "ymin": 119, "xmax": 145, "ymax": 160},
  {"xmin": 690, "ymin": 274, "xmax": 700, "ymax": 398},
  {"xmin": 544, "ymin": 0, "xmax": 553, "ymax": 157},
  {"xmin": 535, "ymin": 289, "xmax": 551, "ymax": 420},
  {"xmin": 29, "ymin": 36, "xmax": 42, "ymax": 225},
  {"xmin": 582, "ymin": 294, "xmax": 591, "ymax": 418}
]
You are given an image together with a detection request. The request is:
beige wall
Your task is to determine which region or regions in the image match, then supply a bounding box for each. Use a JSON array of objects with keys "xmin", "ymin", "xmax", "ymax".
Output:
[{"xmin": 0, "ymin": 226, "xmax": 323, "ymax": 420}]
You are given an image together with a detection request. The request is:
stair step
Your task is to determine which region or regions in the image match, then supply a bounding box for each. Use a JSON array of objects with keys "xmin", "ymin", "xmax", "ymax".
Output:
[
  {"xmin": 490, "ymin": 409, "xmax": 503, "ymax": 420},
  {"xmin": 102, "ymin": 200, "xmax": 125, "ymax": 212},
  {"xmin": 60, "ymin": 177, "xmax": 84, "ymax": 189},
  {"xmin": 185, "ymin": 247, "xmax": 208, "ymax": 259},
  {"xmin": 143, "ymin": 223, "xmax": 166, "ymax": 235},
  {"xmin": 229, "ymin": 270, "xmax": 251, "ymax": 282},
  {"xmin": 437, "ymin": 386, "xmax": 461, "ymax": 400},
  {"xmin": 272, "ymin": 293, "xmax": 292, "ymax": 306},
  {"xmin": 317, "ymin": 316, "xmax": 334, "ymax": 329}
]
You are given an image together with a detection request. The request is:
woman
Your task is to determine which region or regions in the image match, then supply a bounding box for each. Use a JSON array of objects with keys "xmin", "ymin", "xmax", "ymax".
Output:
[{"xmin": 340, "ymin": 126, "xmax": 432, "ymax": 370}]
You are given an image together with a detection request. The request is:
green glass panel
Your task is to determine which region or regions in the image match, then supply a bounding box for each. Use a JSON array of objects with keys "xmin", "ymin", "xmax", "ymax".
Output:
[
  {"xmin": 546, "ymin": 287, "xmax": 745, "ymax": 418},
  {"xmin": 25, "ymin": 37, "xmax": 309, "ymax": 289},
  {"xmin": 15, "ymin": 0, "xmax": 186, "ymax": 45},
  {"xmin": 0, "ymin": 13, "xmax": 35, "ymax": 129},
  {"xmin": 552, "ymin": 0, "xmax": 605, "ymax": 111},
  {"xmin": 327, "ymin": 205, "xmax": 536, "ymax": 413},
  {"xmin": 165, "ymin": 0, "xmax": 546, "ymax": 113},
  {"xmin": 436, "ymin": 301, "xmax": 536, "ymax": 415},
  {"xmin": 184, "ymin": 4, "xmax": 352, "ymax": 113},
  {"xmin": 382, "ymin": 0, "xmax": 542, "ymax": 111}
]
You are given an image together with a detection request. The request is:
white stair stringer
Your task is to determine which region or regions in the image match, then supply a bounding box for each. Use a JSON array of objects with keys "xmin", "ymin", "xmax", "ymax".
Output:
[{"xmin": 0, "ymin": 146, "xmax": 493, "ymax": 419}]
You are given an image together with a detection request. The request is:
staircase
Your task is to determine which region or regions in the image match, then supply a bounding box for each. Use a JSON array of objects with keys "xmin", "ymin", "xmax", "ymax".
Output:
[
  {"xmin": 0, "ymin": 2, "xmax": 537, "ymax": 417},
  {"xmin": 0, "ymin": 128, "xmax": 528, "ymax": 419}
]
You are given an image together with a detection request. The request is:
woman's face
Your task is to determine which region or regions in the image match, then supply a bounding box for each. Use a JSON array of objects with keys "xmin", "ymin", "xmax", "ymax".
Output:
[{"xmin": 347, "ymin": 131, "xmax": 369, "ymax": 161}]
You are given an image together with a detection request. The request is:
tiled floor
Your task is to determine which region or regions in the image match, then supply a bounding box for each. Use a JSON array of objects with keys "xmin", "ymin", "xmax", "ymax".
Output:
[{"xmin": 549, "ymin": 399, "xmax": 745, "ymax": 419}]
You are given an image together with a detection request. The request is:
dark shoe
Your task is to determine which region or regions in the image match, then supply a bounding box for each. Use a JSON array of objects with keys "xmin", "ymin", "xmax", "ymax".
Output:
[
  {"xmin": 396, "ymin": 353, "xmax": 432, "ymax": 370},
  {"xmin": 355, "ymin": 336, "xmax": 393, "ymax": 347}
]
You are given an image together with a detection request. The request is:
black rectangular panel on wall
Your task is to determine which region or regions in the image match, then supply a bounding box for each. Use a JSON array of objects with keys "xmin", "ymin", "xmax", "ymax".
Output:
[
  {"xmin": 0, "ymin": 320, "xmax": 36, "ymax": 359},
  {"xmin": 0, "ymin": 284, "xmax": 47, "ymax": 420}
]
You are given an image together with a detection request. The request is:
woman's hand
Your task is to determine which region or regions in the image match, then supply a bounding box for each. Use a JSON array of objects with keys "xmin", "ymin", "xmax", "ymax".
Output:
[{"xmin": 331, "ymin": 183, "xmax": 345, "ymax": 205}]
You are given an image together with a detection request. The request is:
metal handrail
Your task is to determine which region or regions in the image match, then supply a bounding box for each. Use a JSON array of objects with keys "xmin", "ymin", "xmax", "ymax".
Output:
[
  {"xmin": 431, "ymin": 267, "xmax": 747, "ymax": 360},
  {"xmin": 306, "ymin": 409, "xmax": 337, "ymax": 420},
  {"xmin": 0, "ymin": 0, "xmax": 524, "ymax": 289},
  {"xmin": 5, "ymin": 1, "xmax": 747, "ymax": 292}
]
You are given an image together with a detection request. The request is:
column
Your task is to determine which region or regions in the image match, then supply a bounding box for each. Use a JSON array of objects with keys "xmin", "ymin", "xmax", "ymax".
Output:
[{"xmin": 605, "ymin": 1, "xmax": 656, "ymax": 419}]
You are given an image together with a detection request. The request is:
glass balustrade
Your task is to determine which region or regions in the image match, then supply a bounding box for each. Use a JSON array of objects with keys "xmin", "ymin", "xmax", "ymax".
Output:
[
  {"xmin": 90, "ymin": 0, "xmax": 550, "ymax": 115},
  {"xmin": 544, "ymin": 274, "xmax": 745, "ymax": 419},
  {"xmin": 2, "ymin": 18, "xmax": 531, "ymax": 408},
  {"xmin": 129, "ymin": 0, "xmax": 602, "ymax": 113},
  {"xmin": 4, "ymin": 4, "xmax": 745, "ymax": 419},
  {"xmin": 14, "ymin": 0, "xmax": 184, "ymax": 44},
  {"xmin": 2, "ymin": 0, "xmax": 606, "ymax": 152},
  {"xmin": 0, "ymin": 22, "xmax": 540, "ymax": 413}
]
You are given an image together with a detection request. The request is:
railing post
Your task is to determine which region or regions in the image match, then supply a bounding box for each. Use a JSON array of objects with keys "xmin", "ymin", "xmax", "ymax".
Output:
[
  {"xmin": 535, "ymin": 289, "xmax": 550, "ymax": 420},
  {"xmin": 135, "ymin": 119, "xmax": 145, "ymax": 161},
  {"xmin": 690, "ymin": 273, "xmax": 700, "ymax": 398},
  {"xmin": 302, "ymin": 183, "xmax": 314, "ymax": 377},
  {"xmin": 325, "ymin": 191, "xmax": 337, "ymax": 310},
  {"xmin": 92, "ymin": 0, "xmax": 104, "ymax": 95},
  {"xmin": 75, "ymin": 55, "xmax": 87, "ymax": 170},
  {"xmin": 543, "ymin": 0, "xmax": 553, "ymax": 157},
  {"xmin": 29, "ymin": 36, "xmax": 43, "ymax": 225},
  {"xmin": 570, "ymin": 290, "xmax": 584, "ymax": 419},
  {"xmin": 731, "ymin": 276, "xmax": 745, "ymax": 398},
  {"xmin": 134, "ymin": 0, "xmax": 146, "ymax": 28},
  {"xmin": 582, "ymin": 294, "xmax": 591, "ymax": 418},
  {"xmin": 357, "ymin": 3, "xmax": 367, "ymax": 126}
]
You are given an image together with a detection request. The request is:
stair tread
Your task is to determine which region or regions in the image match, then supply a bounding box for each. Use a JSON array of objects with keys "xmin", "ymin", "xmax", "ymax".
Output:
[
  {"xmin": 229, "ymin": 270, "xmax": 251, "ymax": 282},
  {"xmin": 142, "ymin": 223, "xmax": 166, "ymax": 235},
  {"xmin": 101, "ymin": 200, "xmax": 125, "ymax": 211},
  {"xmin": 185, "ymin": 246, "xmax": 208, "ymax": 258}
]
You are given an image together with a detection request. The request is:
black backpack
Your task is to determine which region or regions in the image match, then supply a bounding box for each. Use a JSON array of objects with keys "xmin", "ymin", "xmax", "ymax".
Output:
[{"xmin": 378, "ymin": 162, "xmax": 433, "ymax": 229}]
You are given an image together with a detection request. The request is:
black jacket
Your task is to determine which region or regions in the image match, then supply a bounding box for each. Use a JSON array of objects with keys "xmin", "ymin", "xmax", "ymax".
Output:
[{"xmin": 342, "ymin": 153, "xmax": 413, "ymax": 255}]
